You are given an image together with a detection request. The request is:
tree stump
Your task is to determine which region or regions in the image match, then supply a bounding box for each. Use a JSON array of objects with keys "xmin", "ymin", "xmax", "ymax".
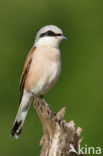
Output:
[{"xmin": 34, "ymin": 98, "xmax": 83, "ymax": 156}]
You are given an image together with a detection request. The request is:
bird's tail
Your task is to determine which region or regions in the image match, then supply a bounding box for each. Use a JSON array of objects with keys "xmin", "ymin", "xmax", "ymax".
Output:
[{"xmin": 10, "ymin": 103, "xmax": 31, "ymax": 139}]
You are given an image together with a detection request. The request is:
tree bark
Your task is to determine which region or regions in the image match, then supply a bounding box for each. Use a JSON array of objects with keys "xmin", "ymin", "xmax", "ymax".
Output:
[{"xmin": 34, "ymin": 98, "xmax": 83, "ymax": 156}]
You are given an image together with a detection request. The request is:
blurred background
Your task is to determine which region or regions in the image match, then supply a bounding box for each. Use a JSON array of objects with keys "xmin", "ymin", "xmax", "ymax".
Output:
[{"xmin": 0, "ymin": 0, "xmax": 103, "ymax": 155}]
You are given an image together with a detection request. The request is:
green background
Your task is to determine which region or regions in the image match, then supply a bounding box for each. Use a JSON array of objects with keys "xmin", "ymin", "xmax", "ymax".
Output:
[{"xmin": 0, "ymin": 0, "xmax": 103, "ymax": 155}]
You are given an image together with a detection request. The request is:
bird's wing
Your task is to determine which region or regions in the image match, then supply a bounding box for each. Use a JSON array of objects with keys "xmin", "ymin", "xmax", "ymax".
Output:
[{"xmin": 19, "ymin": 46, "xmax": 36, "ymax": 105}]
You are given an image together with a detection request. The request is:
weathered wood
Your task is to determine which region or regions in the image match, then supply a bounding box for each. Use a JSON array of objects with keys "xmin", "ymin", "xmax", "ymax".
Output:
[{"xmin": 34, "ymin": 98, "xmax": 83, "ymax": 156}]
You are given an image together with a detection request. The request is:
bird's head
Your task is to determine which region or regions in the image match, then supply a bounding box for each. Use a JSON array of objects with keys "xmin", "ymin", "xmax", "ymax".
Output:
[{"xmin": 34, "ymin": 25, "xmax": 67, "ymax": 48}]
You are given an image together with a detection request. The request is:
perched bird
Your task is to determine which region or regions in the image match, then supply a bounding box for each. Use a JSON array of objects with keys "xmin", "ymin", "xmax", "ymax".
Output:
[{"xmin": 10, "ymin": 25, "xmax": 67, "ymax": 138}]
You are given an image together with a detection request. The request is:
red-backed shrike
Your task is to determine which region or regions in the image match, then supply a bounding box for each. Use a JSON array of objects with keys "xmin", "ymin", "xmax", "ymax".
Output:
[{"xmin": 11, "ymin": 25, "xmax": 67, "ymax": 138}]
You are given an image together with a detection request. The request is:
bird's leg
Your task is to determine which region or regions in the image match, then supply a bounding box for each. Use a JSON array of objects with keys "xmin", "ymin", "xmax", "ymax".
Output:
[
  {"xmin": 39, "ymin": 95, "xmax": 47, "ymax": 105},
  {"xmin": 35, "ymin": 97, "xmax": 42, "ymax": 106}
]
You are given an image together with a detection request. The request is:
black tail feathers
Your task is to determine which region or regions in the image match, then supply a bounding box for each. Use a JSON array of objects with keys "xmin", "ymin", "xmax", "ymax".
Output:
[{"xmin": 10, "ymin": 121, "xmax": 22, "ymax": 139}]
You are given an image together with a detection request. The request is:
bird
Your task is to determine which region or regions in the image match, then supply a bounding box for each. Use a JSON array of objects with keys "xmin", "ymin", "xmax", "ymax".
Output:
[{"xmin": 10, "ymin": 25, "xmax": 67, "ymax": 139}]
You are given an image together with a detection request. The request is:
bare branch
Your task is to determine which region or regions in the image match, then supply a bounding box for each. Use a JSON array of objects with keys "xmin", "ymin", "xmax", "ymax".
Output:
[{"xmin": 34, "ymin": 98, "xmax": 83, "ymax": 156}]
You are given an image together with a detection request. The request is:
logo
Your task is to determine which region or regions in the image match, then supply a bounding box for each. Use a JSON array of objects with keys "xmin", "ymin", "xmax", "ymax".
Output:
[{"xmin": 69, "ymin": 144, "xmax": 102, "ymax": 155}]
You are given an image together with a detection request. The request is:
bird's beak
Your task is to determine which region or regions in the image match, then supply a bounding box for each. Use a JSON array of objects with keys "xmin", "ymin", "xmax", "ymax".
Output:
[{"xmin": 60, "ymin": 35, "xmax": 67, "ymax": 40}]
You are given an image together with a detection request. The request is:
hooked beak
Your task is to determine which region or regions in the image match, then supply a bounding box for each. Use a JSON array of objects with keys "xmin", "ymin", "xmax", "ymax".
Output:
[{"xmin": 59, "ymin": 35, "xmax": 67, "ymax": 40}]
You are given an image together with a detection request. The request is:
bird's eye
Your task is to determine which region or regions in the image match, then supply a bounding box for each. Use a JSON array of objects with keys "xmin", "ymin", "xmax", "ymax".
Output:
[
  {"xmin": 40, "ymin": 30, "xmax": 62, "ymax": 38},
  {"xmin": 40, "ymin": 31, "xmax": 55, "ymax": 38},
  {"xmin": 47, "ymin": 31, "xmax": 55, "ymax": 36}
]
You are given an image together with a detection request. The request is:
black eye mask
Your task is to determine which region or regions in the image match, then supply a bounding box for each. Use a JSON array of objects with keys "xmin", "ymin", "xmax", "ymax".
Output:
[{"xmin": 40, "ymin": 30, "xmax": 62, "ymax": 38}]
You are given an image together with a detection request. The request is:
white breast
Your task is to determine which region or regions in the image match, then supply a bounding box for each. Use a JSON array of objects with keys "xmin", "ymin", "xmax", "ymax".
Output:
[
  {"xmin": 41, "ymin": 61, "xmax": 61, "ymax": 94},
  {"xmin": 31, "ymin": 46, "xmax": 61, "ymax": 96}
]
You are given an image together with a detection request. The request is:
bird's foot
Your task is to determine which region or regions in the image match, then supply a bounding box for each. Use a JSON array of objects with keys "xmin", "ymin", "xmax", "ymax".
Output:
[
  {"xmin": 35, "ymin": 97, "xmax": 42, "ymax": 106},
  {"xmin": 34, "ymin": 96, "xmax": 48, "ymax": 107},
  {"xmin": 39, "ymin": 95, "xmax": 48, "ymax": 106}
]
